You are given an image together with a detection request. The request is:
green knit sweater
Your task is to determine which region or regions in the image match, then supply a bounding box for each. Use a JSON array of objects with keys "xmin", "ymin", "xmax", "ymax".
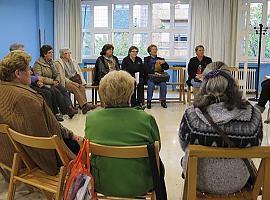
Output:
[{"xmin": 85, "ymin": 107, "xmax": 160, "ymax": 197}]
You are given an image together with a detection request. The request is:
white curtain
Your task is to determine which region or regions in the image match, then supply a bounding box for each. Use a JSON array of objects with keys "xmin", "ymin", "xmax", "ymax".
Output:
[
  {"xmin": 54, "ymin": 0, "xmax": 82, "ymax": 62},
  {"xmin": 189, "ymin": 0, "xmax": 238, "ymax": 66}
]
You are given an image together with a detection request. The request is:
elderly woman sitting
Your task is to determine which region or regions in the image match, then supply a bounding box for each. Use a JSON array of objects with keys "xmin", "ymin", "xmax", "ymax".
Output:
[
  {"xmin": 0, "ymin": 50, "xmax": 80, "ymax": 176},
  {"xmin": 55, "ymin": 48, "xmax": 96, "ymax": 114},
  {"xmin": 179, "ymin": 62, "xmax": 263, "ymax": 195},
  {"xmin": 85, "ymin": 70, "xmax": 162, "ymax": 197}
]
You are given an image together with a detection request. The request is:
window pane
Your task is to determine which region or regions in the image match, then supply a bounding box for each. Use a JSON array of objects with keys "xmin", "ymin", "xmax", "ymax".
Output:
[
  {"xmin": 240, "ymin": 36, "xmax": 246, "ymax": 56},
  {"xmin": 94, "ymin": 34, "xmax": 109, "ymax": 55},
  {"xmin": 133, "ymin": 33, "xmax": 148, "ymax": 56},
  {"xmin": 113, "ymin": 4, "xmax": 129, "ymax": 29},
  {"xmin": 265, "ymin": 2, "xmax": 270, "ymax": 58},
  {"xmin": 152, "ymin": 3, "xmax": 170, "ymax": 29},
  {"xmin": 248, "ymin": 32, "xmax": 259, "ymax": 57},
  {"xmin": 174, "ymin": 33, "xmax": 188, "ymax": 58},
  {"xmin": 240, "ymin": 10, "xmax": 248, "ymax": 29},
  {"xmin": 152, "ymin": 33, "xmax": 170, "ymax": 57},
  {"xmin": 81, "ymin": 5, "xmax": 90, "ymax": 29},
  {"xmin": 82, "ymin": 32, "xmax": 90, "ymax": 56},
  {"xmin": 175, "ymin": 4, "xmax": 189, "ymax": 28},
  {"xmin": 249, "ymin": 3, "xmax": 263, "ymax": 28},
  {"xmin": 113, "ymin": 32, "xmax": 129, "ymax": 56},
  {"xmin": 94, "ymin": 6, "xmax": 108, "ymax": 27},
  {"xmin": 133, "ymin": 5, "xmax": 148, "ymax": 28}
]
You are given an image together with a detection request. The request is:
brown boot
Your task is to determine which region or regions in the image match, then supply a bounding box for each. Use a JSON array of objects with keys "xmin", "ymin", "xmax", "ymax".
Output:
[
  {"xmin": 68, "ymin": 107, "xmax": 78, "ymax": 119},
  {"xmin": 82, "ymin": 103, "xmax": 97, "ymax": 114}
]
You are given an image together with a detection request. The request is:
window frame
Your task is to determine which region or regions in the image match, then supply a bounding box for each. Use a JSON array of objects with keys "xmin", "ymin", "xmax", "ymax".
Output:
[
  {"xmin": 81, "ymin": 0, "xmax": 190, "ymax": 61},
  {"xmin": 237, "ymin": 0, "xmax": 270, "ymax": 63}
]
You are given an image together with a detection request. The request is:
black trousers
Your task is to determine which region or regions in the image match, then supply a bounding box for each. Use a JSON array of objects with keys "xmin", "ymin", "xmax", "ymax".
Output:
[
  {"xmin": 51, "ymin": 85, "xmax": 73, "ymax": 115},
  {"xmin": 31, "ymin": 85, "xmax": 59, "ymax": 115},
  {"xmin": 258, "ymin": 79, "xmax": 270, "ymax": 107},
  {"xmin": 131, "ymin": 79, "xmax": 144, "ymax": 107}
]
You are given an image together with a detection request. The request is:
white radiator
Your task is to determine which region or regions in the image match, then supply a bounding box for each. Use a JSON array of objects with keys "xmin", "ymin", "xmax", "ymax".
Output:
[{"xmin": 231, "ymin": 68, "xmax": 257, "ymax": 93}]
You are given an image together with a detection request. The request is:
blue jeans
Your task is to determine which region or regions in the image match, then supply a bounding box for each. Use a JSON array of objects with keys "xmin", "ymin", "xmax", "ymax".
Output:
[
  {"xmin": 147, "ymin": 80, "xmax": 167, "ymax": 101},
  {"xmin": 191, "ymin": 79, "xmax": 202, "ymax": 88}
]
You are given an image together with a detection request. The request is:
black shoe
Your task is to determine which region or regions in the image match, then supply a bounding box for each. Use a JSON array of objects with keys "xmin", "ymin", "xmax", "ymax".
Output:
[
  {"xmin": 147, "ymin": 100, "xmax": 151, "ymax": 109},
  {"xmin": 161, "ymin": 101, "xmax": 167, "ymax": 108},
  {"xmin": 55, "ymin": 114, "xmax": 64, "ymax": 122}
]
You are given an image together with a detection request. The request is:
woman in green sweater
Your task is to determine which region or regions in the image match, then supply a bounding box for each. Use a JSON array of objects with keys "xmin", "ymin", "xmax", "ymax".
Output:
[{"xmin": 85, "ymin": 70, "xmax": 161, "ymax": 197}]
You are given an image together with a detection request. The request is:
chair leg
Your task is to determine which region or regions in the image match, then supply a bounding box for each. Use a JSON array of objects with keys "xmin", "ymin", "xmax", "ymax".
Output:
[
  {"xmin": 55, "ymin": 166, "xmax": 66, "ymax": 200},
  {"xmin": 7, "ymin": 153, "xmax": 21, "ymax": 200},
  {"xmin": 0, "ymin": 167, "xmax": 10, "ymax": 182}
]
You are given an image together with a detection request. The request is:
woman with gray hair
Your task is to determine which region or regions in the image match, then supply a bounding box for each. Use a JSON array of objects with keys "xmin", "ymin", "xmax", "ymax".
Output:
[
  {"xmin": 55, "ymin": 48, "xmax": 96, "ymax": 114},
  {"xmin": 179, "ymin": 62, "xmax": 263, "ymax": 194},
  {"xmin": 85, "ymin": 70, "xmax": 164, "ymax": 197}
]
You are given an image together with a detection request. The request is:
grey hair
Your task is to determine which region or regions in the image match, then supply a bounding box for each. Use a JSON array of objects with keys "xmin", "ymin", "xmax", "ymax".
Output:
[
  {"xmin": 9, "ymin": 43, "xmax": 24, "ymax": 52},
  {"xmin": 202, "ymin": 61, "xmax": 231, "ymax": 78},
  {"xmin": 194, "ymin": 61, "xmax": 246, "ymax": 111},
  {"xmin": 59, "ymin": 47, "xmax": 71, "ymax": 58}
]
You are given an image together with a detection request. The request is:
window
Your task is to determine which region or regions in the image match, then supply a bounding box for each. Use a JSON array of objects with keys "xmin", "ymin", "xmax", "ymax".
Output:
[
  {"xmin": 81, "ymin": 1, "xmax": 190, "ymax": 60},
  {"xmin": 133, "ymin": 33, "xmax": 148, "ymax": 56},
  {"xmin": 237, "ymin": 1, "xmax": 270, "ymax": 61},
  {"xmin": 113, "ymin": 4, "xmax": 129, "ymax": 29},
  {"xmin": 94, "ymin": 34, "xmax": 109, "ymax": 55},
  {"xmin": 133, "ymin": 5, "xmax": 148, "ymax": 28},
  {"xmin": 94, "ymin": 6, "xmax": 108, "ymax": 27},
  {"xmin": 113, "ymin": 32, "xmax": 129, "ymax": 56},
  {"xmin": 152, "ymin": 3, "xmax": 170, "ymax": 29},
  {"xmin": 175, "ymin": 4, "xmax": 189, "ymax": 28}
]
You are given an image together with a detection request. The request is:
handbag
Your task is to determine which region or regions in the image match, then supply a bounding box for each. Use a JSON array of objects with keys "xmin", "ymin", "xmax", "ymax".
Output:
[
  {"xmin": 202, "ymin": 111, "xmax": 257, "ymax": 188},
  {"xmin": 148, "ymin": 72, "xmax": 170, "ymax": 83},
  {"xmin": 70, "ymin": 73, "xmax": 82, "ymax": 84},
  {"xmin": 147, "ymin": 143, "xmax": 167, "ymax": 200},
  {"xmin": 64, "ymin": 139, "xmax": 94, "ymax": 200}
]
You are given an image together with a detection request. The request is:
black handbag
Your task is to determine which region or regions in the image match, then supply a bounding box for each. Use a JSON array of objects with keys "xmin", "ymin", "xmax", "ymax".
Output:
[
  {"xmin": 148, "ymin": 72, "xmax": 170, "ymax": 83},
  {"xmin": 70, "ymin": 73, "xmax": 82, "ymax": 84}
]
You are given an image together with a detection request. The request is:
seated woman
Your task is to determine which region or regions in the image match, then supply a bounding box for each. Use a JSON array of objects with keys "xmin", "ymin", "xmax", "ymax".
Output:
[
  {"xmin": 55, "ymin": 48, "xmax": 96, "ymax": 114},
  {"xmin": 144, "ymin": 44, "xmax": 169, "ymax": 109},
  {"xmin": 85, "ymin": 71, "xmax": 162, "ymax": 197},
  {"xmin": 187, "ymin": 45, "xmax": 212, "ymax": 93},
  {"xmin": 122, "ymin": 46, "xmax": 145, "ymax": 107},
  {"xmin": 9, "ymin": 42, "xmax": 63, "ymax": 121},
  {"xmin": 33, "ymin": 45, "xmax": 78, "ymax": 118},
  {"xmin": 179, "ymin": 62, "xmax": 263, "ymax": 194},
  {"xmin": 0, "ymin": 50, "xmax": 80, "ymax": 176},
  {"xmin": 93, "ymin": 44, "xmax": 120, "ymax": 86},
  {"xmin": 255, "ymin": 78, "xmax": 270, "ymax": 113}
]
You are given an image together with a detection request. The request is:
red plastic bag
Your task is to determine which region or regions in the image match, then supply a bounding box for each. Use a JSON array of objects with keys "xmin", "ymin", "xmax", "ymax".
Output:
[{"xmin": 64, "ymin": 139, "xmax": 94, "ymax": 200}]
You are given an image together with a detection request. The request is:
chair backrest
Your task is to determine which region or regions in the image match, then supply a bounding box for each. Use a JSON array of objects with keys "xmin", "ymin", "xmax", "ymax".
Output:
[
  {"xmin": 7, "ymin": 128, "xmax": 70, "ymax": 170},
  {"xmin": 0, "ymin": 124, "xmax": 13, "ymax": 171},
  {"xmin": 169, "ymin": 66, "xmax": 186, "ymax": 84},
  {"xmin": 89, "ymin": 141, "xmax": 160, "ymax": 171},
  {"xmin": 81, "ymin": 66, "xmax": 95, "ymax": 85},
  {"xmin": 185, "ymin": 145, "xmax": 270, "ymax": 200}
]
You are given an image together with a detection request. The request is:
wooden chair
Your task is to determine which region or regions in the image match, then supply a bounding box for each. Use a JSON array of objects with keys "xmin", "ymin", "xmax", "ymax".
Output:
[
  {"xmin": 7, "ymin": 128, "xmax": 70, "ymax": 200},
  {"xmin": 89, "ymin": 141, "xmax": 160, "ymax": 200},
  {"xmin": 0, "ymin": 124, "xmax": 12, "ymax": 182},
  {"xmin": 183, "ymin": 145, "xmax": 270, "ymax": 200},
  {"xmin": 81, "ymin": 67, "xmax": 99, "ymax": 105},
  {"xmin": 166, "ymin": 66, "xmax": 186, "ymax": 104}
]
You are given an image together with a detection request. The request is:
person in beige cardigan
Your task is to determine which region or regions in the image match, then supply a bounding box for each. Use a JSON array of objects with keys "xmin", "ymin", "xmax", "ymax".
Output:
[
  {"xmin": 55, "ymin": 48, "xmax": 96, "ymax": 114},
  {"xmin": 0, "ymin": 50, "xmax": 81, "ymax": 176}
]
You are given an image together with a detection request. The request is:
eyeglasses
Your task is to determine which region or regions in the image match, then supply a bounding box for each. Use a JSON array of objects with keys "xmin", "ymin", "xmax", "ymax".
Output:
[{"xmin": 131, "ymin": 50, "xmax": 138, "ymax": 53}]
